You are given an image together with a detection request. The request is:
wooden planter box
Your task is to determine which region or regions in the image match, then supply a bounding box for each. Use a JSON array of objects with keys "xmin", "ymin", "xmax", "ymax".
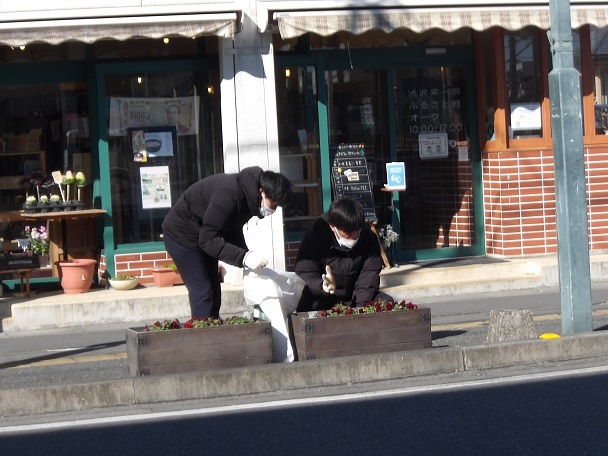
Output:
[
  {"xmin": 126, "ymin": 321, "xmax": 273, "ymax": 376},
  {"xmin": 290, "ymin": 307, "xmax": 431, "ymax": 360},
  {"xmin": 150, "ymin": 266, "xmax": 184, "ymax": 287}
]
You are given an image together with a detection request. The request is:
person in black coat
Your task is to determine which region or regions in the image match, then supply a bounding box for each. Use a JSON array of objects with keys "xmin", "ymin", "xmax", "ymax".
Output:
[
  {"xmin": 162, "ymin": 166, "xmax": 292, "ymax": 318},
  {"xmin": 295, "ymin": 198, "xmax": 392, "ymax": 312}
]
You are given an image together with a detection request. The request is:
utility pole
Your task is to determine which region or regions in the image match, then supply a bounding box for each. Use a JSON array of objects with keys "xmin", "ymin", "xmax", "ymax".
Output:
[{"xmin": 547, "ymin": 0, "xmax": 592, "ymax": 334}]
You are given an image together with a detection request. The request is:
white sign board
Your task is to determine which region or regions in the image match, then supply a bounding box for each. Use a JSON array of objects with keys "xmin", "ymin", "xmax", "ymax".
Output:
[
  {"xmin": 385, "ymin": 162, "xmax": 406, "ymax": 190},
  {"xmin": 140, "ymin": 166, "xmax": 171, "ymax": 209},
  {"xmin": 510, "ymin": 102, "xmax": 542, "ymax": 131},
  {"xmin": 419, "ymin": 132, "xmax": 449, "ymax": 159}
]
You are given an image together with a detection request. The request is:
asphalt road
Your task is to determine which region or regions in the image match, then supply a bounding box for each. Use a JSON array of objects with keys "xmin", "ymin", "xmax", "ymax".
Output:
[{"xmin": 2, "ymin": 360, "xmax": 608, "ymax": 455}]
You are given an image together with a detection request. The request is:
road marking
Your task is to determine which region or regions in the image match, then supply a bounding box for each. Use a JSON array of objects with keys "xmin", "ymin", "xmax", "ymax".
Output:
[
  {"xmin": 8, "ymin": 352, "xmax": 127, "ymax": 369},
  {"xmin": 3, "ymin": 364, "xmax": 608, "ymax": 434}
]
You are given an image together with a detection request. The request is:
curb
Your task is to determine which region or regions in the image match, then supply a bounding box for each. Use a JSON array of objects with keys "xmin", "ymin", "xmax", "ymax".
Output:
[{"xmin": 2, "ymin": 331, "xmax": 608, "ymax": 418}]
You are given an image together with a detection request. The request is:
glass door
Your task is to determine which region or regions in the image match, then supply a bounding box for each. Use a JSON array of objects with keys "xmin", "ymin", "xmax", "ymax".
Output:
[{"xmin": 393, "ymin": 65, "xmax": 482, "ymax": 260}]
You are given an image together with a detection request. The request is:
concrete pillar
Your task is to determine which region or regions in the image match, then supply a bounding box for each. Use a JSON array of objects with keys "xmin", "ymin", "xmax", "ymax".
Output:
[{"xmin": 218, "ymin": 12, "xmax": 286, "ymax": 277}]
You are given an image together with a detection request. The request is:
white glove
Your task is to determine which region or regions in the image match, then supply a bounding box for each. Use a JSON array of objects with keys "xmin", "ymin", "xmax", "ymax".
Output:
[
  {"xmin": 322, "ymin": 265, "xmax": 335, "ymax": 294},
  {"xmin": 243, "ymin": 251, "xmax": 268, "ymax": 269}
]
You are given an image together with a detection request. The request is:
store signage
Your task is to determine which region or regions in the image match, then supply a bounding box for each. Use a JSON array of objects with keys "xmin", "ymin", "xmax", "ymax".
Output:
[
  {"xmin": 330, "ymin": 143, "xmax": 377, "ymax": 223},
  {"xmin": 385, "ymin": 162, "xmax": 406, "ymax": 190},
  {"xmin": 419, "ymin": 132, "xmax": 449, "ymax": 159}
]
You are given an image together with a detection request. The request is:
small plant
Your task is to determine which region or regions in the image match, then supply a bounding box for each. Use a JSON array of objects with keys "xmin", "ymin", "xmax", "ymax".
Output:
[
  {"xmin": 378, "ymin": 224, "xmax": 399, "ymax": 249},
  {"xmin": 25, "ymin": 195, "xmax": 37, "ymax": 206},
  {"xmin": 113, "ymin": 274, "xmax": 137, "ymax": 280},
  {"xmin": 24, "ymin": 225, "xmax": 49, "ymax": 256},
  {"xmin": 38, "ymin": 195, "xmax": 49, "ymax": 204},
  {"xmin": 160, "ymin": 263, "xmax": 178, "ymax": 272},
  {"xmin": 50, "ymin": 194, "xmax": 61, "ymax": 203},
  {"xmin": 145, "ymin": 315, "xmax": 255, "ymax": 331},
  {"xmin": 319, "ymin": 300, "xmax": 418, "ymax": 317}
]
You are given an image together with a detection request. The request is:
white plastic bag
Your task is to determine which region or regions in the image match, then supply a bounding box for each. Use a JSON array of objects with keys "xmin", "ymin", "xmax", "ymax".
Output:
[{"xmin": 243, "ymin": 268, "xmax": 304, "ymax": 363}]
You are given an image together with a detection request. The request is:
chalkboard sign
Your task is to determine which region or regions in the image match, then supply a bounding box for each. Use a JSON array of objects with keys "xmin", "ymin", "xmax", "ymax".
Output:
[{"xmin": 330, "ymin": 143, "xmax": 377, "ymax": 223}]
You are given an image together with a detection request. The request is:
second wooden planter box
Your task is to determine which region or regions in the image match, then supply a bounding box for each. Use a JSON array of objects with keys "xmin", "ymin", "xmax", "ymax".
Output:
[
  {"xmin": 126, "ymin": 321, "xmax": 273, "ymax": 376},
  {"xmin": 290, "ymin": 307, "xmax": 431, "ymax": 360}
]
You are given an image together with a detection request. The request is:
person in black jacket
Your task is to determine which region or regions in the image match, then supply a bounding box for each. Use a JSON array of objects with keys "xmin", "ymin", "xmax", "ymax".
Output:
[
  {"xmin": 295, "ymin": 197, "xmax": 392, "ymax": 311},
  {"xmin": 162, "ymin": 166, "xmax": 292, "ymax": 318}
]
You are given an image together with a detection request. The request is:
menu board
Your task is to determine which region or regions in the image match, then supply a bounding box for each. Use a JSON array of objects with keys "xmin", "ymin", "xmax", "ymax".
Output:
[{"xmin": 330, "ymin": 143, "xmax": 377, "ymax": 223}]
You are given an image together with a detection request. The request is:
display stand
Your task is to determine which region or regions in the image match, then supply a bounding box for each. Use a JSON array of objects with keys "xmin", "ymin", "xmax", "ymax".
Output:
[{"xmin": 21, "ymin": 209, "xmax": 106, "ymax": 276}]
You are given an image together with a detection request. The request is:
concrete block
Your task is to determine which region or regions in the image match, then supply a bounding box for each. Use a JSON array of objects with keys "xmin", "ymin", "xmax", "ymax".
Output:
[{"xmin": 486, "ymin": 309, "xmax": 537, "ymax": 343}]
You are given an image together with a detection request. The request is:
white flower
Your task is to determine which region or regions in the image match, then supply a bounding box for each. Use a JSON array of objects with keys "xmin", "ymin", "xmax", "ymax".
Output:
[
  {"xmin": 50, "ymin": 194, "xmax": 61, "ymax": 203},
  {"xmin": 61, "ymin": 171, "xmax": 75, "ymax": 184},
  {"xmin": 379, "ymin": 225, "xmax": 399, "ymax": 249},
  {"xmin": 25, "ymin": 195, "xmax": 37, "ymax": 205},
  {"xmin": 39, "ymin": 195, "xmax": 49, "ymax": 204},
  {"xmin": 75, "ymin": 172, "xmax": 86, "ymax": 186}
]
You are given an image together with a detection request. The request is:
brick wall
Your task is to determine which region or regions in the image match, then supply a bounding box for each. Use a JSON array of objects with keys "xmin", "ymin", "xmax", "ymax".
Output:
[
  {"xmin": 483, "ymin": 147, "xmax": 608, "ymax": 256},
  {"xmin": 100, "ymin": 251, "xmax": 174, "ymax": 286}
]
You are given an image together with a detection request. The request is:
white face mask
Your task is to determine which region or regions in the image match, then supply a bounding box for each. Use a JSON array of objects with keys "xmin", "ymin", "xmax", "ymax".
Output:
[
  {"xmin": 260, "ymin": 193, "xmax": 276, "ymax": 217},
  {"xmin": 333, "ymin": 228, "xmax": 359, "ymax": 249}
]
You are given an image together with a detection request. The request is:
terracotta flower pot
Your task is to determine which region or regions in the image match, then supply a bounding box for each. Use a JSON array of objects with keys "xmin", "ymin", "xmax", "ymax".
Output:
[
  {"xmin": 58, "ymin": 258, "xmax": 97, "ymax": 294},
  {"xmin": 149, "ymin": 266, "xmax": 184, "ymax": 287}
]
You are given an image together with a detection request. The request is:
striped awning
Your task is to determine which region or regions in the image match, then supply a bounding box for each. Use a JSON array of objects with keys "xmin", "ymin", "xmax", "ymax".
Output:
[
  {"xmin": 275, "ymin": 7, "xmax": 608, "ymax": 39},
  {"xmin": 0, "ymin": 12, "xmax": 239, "ymax": 47}
]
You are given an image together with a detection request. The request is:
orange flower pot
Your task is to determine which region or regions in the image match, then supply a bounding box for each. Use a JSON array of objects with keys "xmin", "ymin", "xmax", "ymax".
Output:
[
  {"xmin": 58, "ymin": 258, "xmax": 97, "ymax": 294},
  {"xmin": 149, "ymin": 266, "xmax": 184, "ymax": 287}
]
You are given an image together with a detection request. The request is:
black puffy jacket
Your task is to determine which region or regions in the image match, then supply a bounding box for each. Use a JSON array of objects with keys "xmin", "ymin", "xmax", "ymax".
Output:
[
  {"xmin": 161, "ymin": 166, "xmax": 262, "ymax": 267},
  {"xmin": 295, "ymin": 212, "xmax": 382, "ymax": 308}
]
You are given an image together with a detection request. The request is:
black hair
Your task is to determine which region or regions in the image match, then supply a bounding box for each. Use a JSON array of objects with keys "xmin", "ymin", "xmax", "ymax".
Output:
[
  {"xmin": 260, "ymin": 170, "xmax": 293, "ymax": 207},
  {"xmin": 328, "ymin": 198, "xmax": 365, "ymax": 232}
]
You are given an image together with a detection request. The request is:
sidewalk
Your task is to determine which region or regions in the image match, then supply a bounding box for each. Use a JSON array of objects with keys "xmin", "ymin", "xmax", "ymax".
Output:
[
  {"xmin": 1, "ymin": 253, "xmax": 608, "ymax": 418},
  {"xmin": 4, "ymin": 253, "xmax": 608, "ymax": 332}
]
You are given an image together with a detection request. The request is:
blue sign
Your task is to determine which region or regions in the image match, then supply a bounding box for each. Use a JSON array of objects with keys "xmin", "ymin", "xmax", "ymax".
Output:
[{"xmin": 385, "ymin": 162, "xmax": 406, "ymax": 190}]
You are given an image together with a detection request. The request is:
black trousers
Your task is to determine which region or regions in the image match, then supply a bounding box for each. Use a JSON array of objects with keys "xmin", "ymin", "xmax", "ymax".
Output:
[{"xmin": 163, "ymin": 233, "xmax": 221, "ymax": 318}]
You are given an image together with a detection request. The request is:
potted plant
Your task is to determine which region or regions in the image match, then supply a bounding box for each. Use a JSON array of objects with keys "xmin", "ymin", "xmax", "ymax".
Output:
[
  {"xmin": 23, "ymin": 195, "xmax": 37, "ymax": 214},
  {"xmin": 37, "ymin": 195, "xmax": 50, "ymax": 213},
  {"xmin": 49, "ymin": 194, "xmax": 62, "ymax": 212},
  {"xmin": 108, "ymin": 274, "xmax": 139, "ymax": 290},
  {"xmin": 126, "ymin": 316, "xmax": 273, "ymax": 376},
  {"xmin": 149, "ymin": 262, "xmax": 184, "ymax": 287},
  {"xmin": 290, "ymin": 300, "xmax": 431, "ymax": 361},
  {"xmin": 24, "ymin": 225, "xmax": 50, "ymax": 268}
]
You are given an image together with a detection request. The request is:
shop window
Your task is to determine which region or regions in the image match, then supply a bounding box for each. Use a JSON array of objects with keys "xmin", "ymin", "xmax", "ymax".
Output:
[
  {"xmin": 273, "ymin": 29, "xmax": 471, "ymax": 52},
  {"xmin": 504, "ymin": 27, "xmax": 543, "ymax": 139},
  {"xmin": 105, "ymin": 70, "xmax": 221, "ymax": 245},
  {"xmin": 591, "ymin": 26, "xmax": 608, "ymax": 135},
  {"xmin": 481, "ymin": 30, "xmax": 497, "ymax": 142},
  {"xmin": 0, "ymin": 82, "xmax": 90, "ymax": 212},
  {"xmin": 94, "ymin": 37, "xmax": 203, "ymax": 59},
  {"xmin": 275, "ymin": 65, "xmax": 322, "ymax": 238},
  {"xmin": 0, "ymin": 42, "xmax": 86, "ymax": 62}
]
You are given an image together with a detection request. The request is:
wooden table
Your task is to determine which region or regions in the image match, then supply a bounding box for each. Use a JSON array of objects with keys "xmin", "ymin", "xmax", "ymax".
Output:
[{"xmin": 20, "ymin": 209, "xmax": 106, "ymax": 272}]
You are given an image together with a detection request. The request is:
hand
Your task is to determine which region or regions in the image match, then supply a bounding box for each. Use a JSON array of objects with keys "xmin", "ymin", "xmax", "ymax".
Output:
[
  {"xmin": 243, "ymin": 251, "xmax": 268, "ymax": 269},
  {"xmin": 322, "ymin": 265, "xmax": 335, "ymax": 294}
]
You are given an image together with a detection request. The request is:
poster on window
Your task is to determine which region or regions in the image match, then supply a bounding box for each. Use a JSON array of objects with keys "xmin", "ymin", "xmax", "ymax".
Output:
[
  {"xmin": 419, "ymin": 132, "xmax": 449, "ymax": 159},
  {"xmin": 140, "ymin": 166, "xmax": 171, "ymax": 209},
  {"xmin": 510, "ymin": 102, "xmax": 541, "ymax": 131},
  {"xmin": 109, "ymin": 96, "xmax": 199, "ymax": 136}
]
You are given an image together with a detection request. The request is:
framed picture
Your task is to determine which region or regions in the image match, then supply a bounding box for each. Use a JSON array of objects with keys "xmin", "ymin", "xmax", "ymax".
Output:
[{"xmin": 127, "ymin": 126, "xmax": 177, "ymax": 162}]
